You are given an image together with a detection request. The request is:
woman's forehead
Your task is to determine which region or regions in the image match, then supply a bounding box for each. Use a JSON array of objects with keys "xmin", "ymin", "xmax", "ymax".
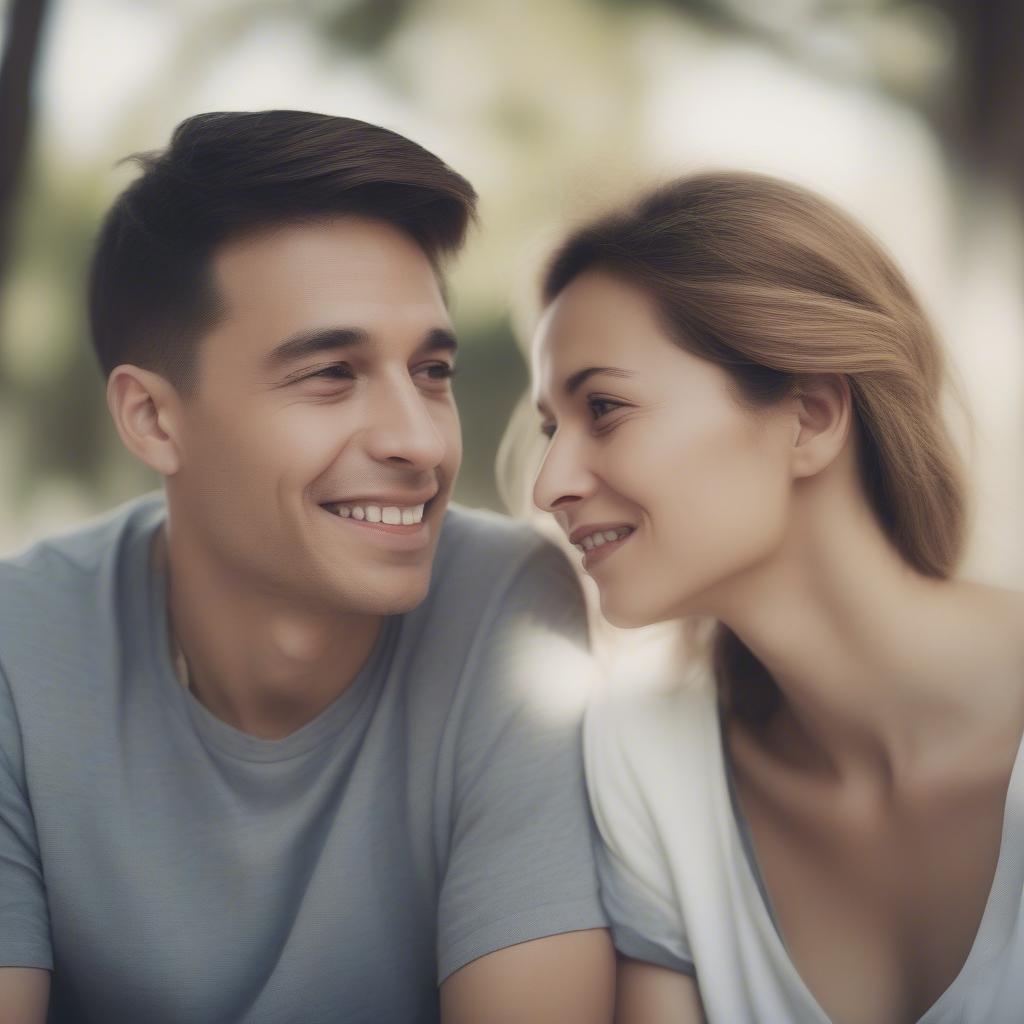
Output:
[{"xmin": 543, "ymin": 271, "xmax": 657, "ymax": 335}]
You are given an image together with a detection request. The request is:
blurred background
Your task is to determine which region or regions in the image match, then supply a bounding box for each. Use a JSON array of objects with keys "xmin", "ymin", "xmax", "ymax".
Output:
[{"xmin": 1, "ymin": 0, "xmax": 1021, "ymax": 586}]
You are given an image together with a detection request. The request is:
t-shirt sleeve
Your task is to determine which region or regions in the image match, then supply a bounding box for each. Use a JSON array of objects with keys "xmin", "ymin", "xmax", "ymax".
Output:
[
  {"xmin": 0, "ymin": 660, "xmax": 52, "ymax": 969},
  {"xmin": 584, "ymin": 695, "xmax": 695, "ymax": 976},
  {"xmin": 436, "ymin": 541, "xmax": 609, "ymax": 982}
]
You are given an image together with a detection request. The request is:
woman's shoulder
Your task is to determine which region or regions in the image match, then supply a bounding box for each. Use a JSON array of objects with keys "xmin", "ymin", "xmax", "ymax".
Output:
[
  {"xmin": 954, "ymin": 581, "xmax": 1024, "ymax": 685},
  {"xmin": 979, "ymin": 583, "xmax": 1024, "ymax": 722},
  {"xmin": 973, "ymin": 581, "xmax": 1024, "ymax": 619},
  {"xmin": 584, "ymin": 666, "xmax": 734, "ymax": 884},
  {"xmin": 587, "ymin": 663, "xmax": 714, "ymax": 730},
  {"xmin": 955, "ymin": 579, "xmax": 1024, "ymax": 625},
  {"xmin": 584, "ymin": 665, "xmax": 721, "ymax": 794},
  {"xmin": 922, "ymin": 581, "xmax": 1024, "ymax": 751}
]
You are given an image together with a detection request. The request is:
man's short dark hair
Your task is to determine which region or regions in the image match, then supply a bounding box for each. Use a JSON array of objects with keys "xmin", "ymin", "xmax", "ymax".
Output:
[{"xmin": 88, "ymin": 110, "xmax": 478, "ymax": 393}]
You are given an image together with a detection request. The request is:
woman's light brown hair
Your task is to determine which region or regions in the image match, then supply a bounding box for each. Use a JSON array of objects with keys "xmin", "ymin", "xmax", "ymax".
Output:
[{"xmin": 541, "ymin": 171, "xmax": 967, "ymax": 722}]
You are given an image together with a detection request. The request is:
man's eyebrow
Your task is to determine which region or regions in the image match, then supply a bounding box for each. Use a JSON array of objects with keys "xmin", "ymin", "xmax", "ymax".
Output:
[
  {"xmin": 265, "ymin": 326, "xmax": 458, "ymax": 371},
  {"xmin": 265, "ymin": 327, "xmax": 369, "ymax": 368},
  {"xmin": 564, "ymin": 366, "xmax": 634, "ymax": 395},
  {"xmin": 416, "ymin": 328, "xmax": 459, "ymax": 356}
]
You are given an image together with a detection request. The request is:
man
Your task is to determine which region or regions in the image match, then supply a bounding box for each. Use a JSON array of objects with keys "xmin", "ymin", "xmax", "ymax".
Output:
[{"xmin": 0, "ymin": 110, "xmax": 613, "ymax": 1023}]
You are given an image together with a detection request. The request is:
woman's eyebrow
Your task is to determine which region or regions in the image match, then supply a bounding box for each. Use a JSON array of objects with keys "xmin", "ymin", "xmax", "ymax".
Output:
[
  {"xmin": 535, "ymin": 366, "xmax": 636, "ymax": 412},
  {"xmin": 564, "ymin": 366, "xmax": 635, "ymax": 395}
]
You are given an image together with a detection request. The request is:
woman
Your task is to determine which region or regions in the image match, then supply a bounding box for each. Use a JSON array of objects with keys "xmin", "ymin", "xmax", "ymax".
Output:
[{"xmin": 529, "ymin": 172, "xmax": 1024, "ymax": 1023}]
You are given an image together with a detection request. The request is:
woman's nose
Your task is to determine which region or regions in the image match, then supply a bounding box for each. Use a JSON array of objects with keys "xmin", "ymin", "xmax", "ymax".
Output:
[{"xmin": 532, "ymin": 430, "xmax": 595, "ymax": 513}]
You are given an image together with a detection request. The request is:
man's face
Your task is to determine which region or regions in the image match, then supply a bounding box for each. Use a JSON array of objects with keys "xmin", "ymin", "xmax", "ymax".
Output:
[{"xmin": 169, "ymin": 217, "xmax": 462, "ymax": 616}]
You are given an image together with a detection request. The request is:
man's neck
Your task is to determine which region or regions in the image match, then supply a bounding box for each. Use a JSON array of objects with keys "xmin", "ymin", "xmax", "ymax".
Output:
[{"xmin": 153, "ymin": 524, "xmax": 383, "ymax": 740}]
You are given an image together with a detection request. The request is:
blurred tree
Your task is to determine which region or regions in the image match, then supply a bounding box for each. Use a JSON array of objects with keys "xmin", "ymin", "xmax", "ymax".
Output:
[
  {"xmin": 318, "ymin": 0, "xmax": 413, "ymax": 51},
  {"xmin": 0, "ymin": 0, "xmax": 50, "ymax": 382},
  {"xmin": 451, "ymin": 314, "xmax": 527, "ymax": 509},
  {"xmin": 1, "ymin": 0, "xmax": 1022, "ymax": 536},
  {"xmin": 935, "ymin": 0, "xmax": 1024, "ymax": 200},
  {"xmin": 597, "ymin": 0, "xmax": 1024, "ymax": 224}
]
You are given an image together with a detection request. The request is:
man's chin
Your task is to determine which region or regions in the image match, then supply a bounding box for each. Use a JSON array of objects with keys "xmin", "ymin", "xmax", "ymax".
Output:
[
  {"xmin": 368, "ymin": 590, "xmax": 430, "ymax": 617},
  {"xmin": 333, "ymin": 574, "xmax": 432, "ymax": 618}
]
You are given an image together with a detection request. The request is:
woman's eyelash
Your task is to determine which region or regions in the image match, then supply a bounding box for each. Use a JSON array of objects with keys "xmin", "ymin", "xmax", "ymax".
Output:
[
  {"xmin": 539, "ymin": 396, "xmax": 623, "ymax": 439},
  {"xmin": 587, "ymin": 396, "xmax": 621, "ymax": 420}
]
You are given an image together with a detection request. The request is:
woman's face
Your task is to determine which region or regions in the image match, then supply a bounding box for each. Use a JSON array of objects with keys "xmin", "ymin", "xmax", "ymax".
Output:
[{"xmin": 532, "ymin": 270, "xmax": 798, "ymax": 628}]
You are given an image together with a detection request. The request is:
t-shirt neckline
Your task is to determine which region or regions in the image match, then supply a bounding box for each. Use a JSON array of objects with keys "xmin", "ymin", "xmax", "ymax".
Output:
[
  {"xmin": 714, "ymin": 696, "xmax": 1024, "ymax": 1024},
  {"xmin": 133, "ymin": 500, "xmax": 399, "ymax": 763}
]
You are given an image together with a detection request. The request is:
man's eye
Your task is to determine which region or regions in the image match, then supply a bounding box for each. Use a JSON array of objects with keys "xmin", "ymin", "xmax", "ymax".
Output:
[
  {"xmin": 307, "ymin": 363, "xmax": 354, "ymax": 381},
  {"xmin": 417, "ymin": 362, "xmax": 457, "ymax": 381}
]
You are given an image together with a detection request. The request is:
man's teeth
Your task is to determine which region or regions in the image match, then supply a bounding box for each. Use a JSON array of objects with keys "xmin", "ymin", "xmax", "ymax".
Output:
[
  {"xmin": 574, "ymin": 526, "xmax": 633, "ymax": 553},
  {"xmin": 326, "ymin": 503, "xmax": 426, "ymax": 525}
]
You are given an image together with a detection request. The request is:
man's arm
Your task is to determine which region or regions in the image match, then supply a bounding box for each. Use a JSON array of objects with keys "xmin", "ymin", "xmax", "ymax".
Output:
[
  {"xmin": 0, "ymin": 967, "xmax": 49, "ymax": 1024},
  {"xmin": 440, "ymin": 929, "xmax": 614, "ymax": 1024},
  {"xmin": 615, "ymin": 958, "xmax": 705, "ymax": 1024},
  {"xmin": 0, "ymin": 662, "xmax": 52, "ymax": 1017}
]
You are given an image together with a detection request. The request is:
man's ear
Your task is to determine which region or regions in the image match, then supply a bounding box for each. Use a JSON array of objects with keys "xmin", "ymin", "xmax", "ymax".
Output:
[
  {"xmin": 790, "ymin": 374, "xmax": 853, "ymax": 480},
  {"xmin": 106, "ymin": 364, "xmax": 184, "ymax": 477}
]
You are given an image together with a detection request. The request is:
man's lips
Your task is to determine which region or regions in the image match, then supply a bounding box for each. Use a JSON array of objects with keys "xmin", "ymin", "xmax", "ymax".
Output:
[
  {"xmin": 318, "ymin": 493, "xmax": 439, "ymax": 523},
  {"xmin": 319, "ymin": 492, "xmax": 438, "ymax": 508},
  {"xmin": 316, "ymin": 494, "xmax": 442, "ymax": 550}
]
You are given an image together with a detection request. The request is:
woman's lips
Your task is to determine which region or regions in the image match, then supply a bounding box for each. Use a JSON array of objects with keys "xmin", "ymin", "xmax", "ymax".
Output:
[{"xmin": 568, "ymin": 524, "xmax": 636, "ymax": 569}]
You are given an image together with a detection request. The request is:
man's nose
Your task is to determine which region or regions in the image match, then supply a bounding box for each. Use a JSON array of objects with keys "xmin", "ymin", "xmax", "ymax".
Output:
[{"xmin": 363, "ymin": 375, "xmax": 448, "ymax": 470}]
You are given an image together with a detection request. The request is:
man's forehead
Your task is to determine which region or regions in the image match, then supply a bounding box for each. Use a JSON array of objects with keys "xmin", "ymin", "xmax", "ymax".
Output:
[
  {"xmin": 211, "ymin": 217, "xmax": 446, "ymax": 306},
  {"xmin": 202, "ymin": 219, "xmax": 451, "ymax": 360}
]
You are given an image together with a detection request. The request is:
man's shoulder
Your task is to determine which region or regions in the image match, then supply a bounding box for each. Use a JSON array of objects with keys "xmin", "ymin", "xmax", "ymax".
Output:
[
  {"xmin": 405, "ymin": 506, "xmax": 587, "ymax": 682},
  {"xmin": 0, "ymin": 493, "xmax": 164, "ymax": 644},
  {"xmin": 437, "ymin": 503, "xmax": 546, "ymax": 560},
  {"xmin": 2, "ymin": 492, "xmax": 164, "ymax": 576},
  {"xmin": 433, "ymin": 504, "xmax": 574, "ymax": 599}
]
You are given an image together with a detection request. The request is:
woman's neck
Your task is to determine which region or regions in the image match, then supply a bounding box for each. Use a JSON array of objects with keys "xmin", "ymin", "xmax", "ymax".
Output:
[{"xmin": 713, "ymin": 487, "xmax": 1022, "ymax": 791}]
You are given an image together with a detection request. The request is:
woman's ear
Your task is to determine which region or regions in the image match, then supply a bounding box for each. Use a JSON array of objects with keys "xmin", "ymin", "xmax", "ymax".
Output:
[
  {"xmin": 106, "ymin": 364, "xmax": 184, "ymax": 477},
  {"xmin": 790, "ymin": 374, "xmax": 853, "ymax": 479}
]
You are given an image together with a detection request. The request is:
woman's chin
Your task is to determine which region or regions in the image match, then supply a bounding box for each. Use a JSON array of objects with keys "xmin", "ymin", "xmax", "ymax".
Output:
[
  {"xmin": 598, "ymin": 593, "xmax": 662, "ymax": 630},
  {"xmin": 597, "ymin": 582, "xmax": 699, "ymax": 629}
]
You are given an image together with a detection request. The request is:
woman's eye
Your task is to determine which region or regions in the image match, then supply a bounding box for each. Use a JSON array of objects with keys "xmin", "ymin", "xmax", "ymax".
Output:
[{"xmin": 587, "ymin": 396, "xmax": 620, "ymax": 420}]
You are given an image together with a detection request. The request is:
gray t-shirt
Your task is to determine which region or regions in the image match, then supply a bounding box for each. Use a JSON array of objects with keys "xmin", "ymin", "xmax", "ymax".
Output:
[{"xmin": 0, "ymin": 495, "xmax": 606, "ymax": 1023}]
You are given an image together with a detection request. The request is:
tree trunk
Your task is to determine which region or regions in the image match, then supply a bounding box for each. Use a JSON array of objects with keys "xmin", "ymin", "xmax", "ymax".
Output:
[{"xmin": 0, "ymin": 0, "xmax": 51, "ymax": 354}]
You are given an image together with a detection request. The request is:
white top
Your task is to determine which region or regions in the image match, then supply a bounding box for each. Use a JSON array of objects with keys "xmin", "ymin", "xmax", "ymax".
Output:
[{"xmin": 584, "ymin": 675, "xmax": 1024, "ymax": 1024}]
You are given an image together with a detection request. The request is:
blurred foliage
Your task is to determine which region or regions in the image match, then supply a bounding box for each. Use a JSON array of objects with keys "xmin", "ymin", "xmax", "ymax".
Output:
[
  {"xmin": 1, "ymin": 144, "xmax": 116, "ymax": 510},
  {"xmin": 316, "ymin": 0, "xmax": 414, "ymax": 52},
  {"xmin": 451, "ymin": 314, "xmax": 528, "ymax": 510},
  {"xmin": 1, "ymin": 0, "xmax": 1022, "ymax": 546}
]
